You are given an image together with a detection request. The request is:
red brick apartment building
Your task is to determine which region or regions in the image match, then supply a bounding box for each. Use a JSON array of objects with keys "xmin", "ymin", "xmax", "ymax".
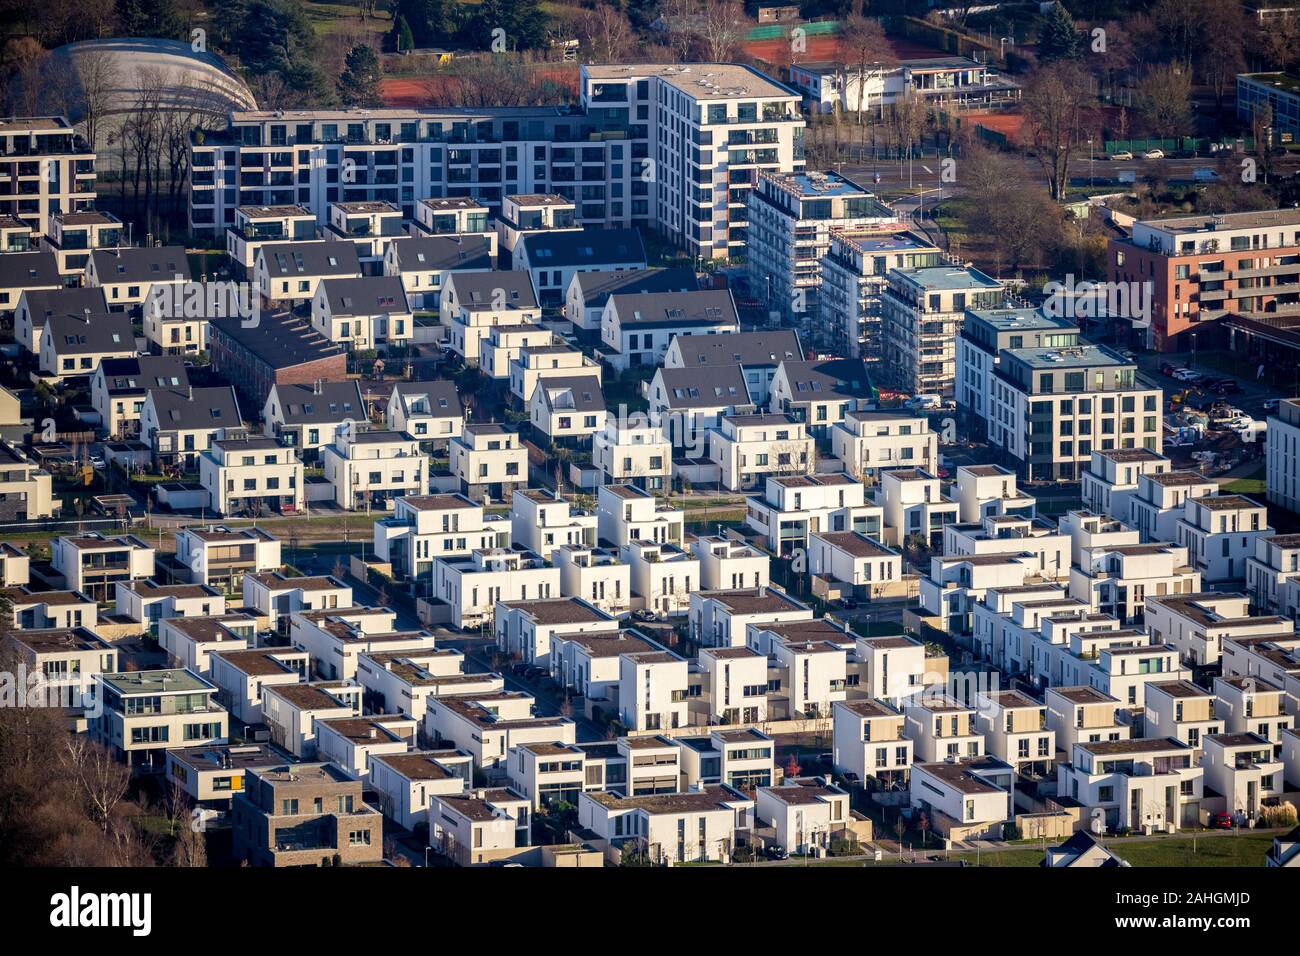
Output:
[{"xmin": 1108, "ymin": 208, "xmax": 1300, "ymax": 352}]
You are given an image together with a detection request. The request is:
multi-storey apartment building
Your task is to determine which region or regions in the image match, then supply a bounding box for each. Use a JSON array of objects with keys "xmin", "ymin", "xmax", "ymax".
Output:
[
  {"xmin": 820, "ymin": 228, "xmax": 941, "ymax": 362},
  {"xmin": 745, "ymin": 170, "xmax": 894, "ymax": 341},
  {"xmin": 1081, "ymin": 448, "xmax": 1172, "ymax": 520},
  {"xmin": 956, "ymin": 306, "xmax": 1078, "ymax": 440},
  {"xmin": 1267, "ymin": 397, "xmax": 1300, "ymax": 513},
  {"xmin": 226, "ymin": 203, "xmax": 319, "ymax": 273},
  {"xmin": 987, "ymin": 344, "xmax": 1163, "ymax": 481},
  {"xmin": 188, "ymin": 62, "xmax": 805, "ymax": 262},
  {"xmin": 579, "ymin": 62, "xmax": 806, "ymax": 260},
  {"xmin": 880, "ymin": 264, "xmax": 1003, "ymax": 398},
  {"xmin": 52, "ymin": 533, "xmax": 155, "ymax": 603},
  {"xmin": 0, "ymin": 117, "xmax": 96, "ymax": 238},
  {"xmin": 1109, "ymin": 207, "xmax": 1300, "ymax": 351}
]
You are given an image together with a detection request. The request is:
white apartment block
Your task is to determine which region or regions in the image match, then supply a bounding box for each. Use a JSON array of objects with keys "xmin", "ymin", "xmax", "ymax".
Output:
[
  {"xmin": 745, "ymin": 473, "xmax": 882, "ymax": 556},
  {"xmin": 1144, "ymin": 680, "xmax": 1222, "ymax": 750},
  {"xmin": 241, "ymin": 572, "xmax": 352, "ymax": 633},
  {"xmin": 175, "ymin": 526, "xmax": 282, "ymax": 592},
  {"xmin": 288, "ymin": 607, "xmax": 434, "ymax": 681},
  {"xmin": 591, "ymin": 418, "xmax": 672, "ymax": 491},
  {"xmin": 597, "ymin": 483, "xmax": 684, "ymax": 549},
  {"xmin": 200, "ymin": 437, "xmax": 305, "ymax": 517},
  {"xmin": 449, "ymin": 423, "xmax": 527, "ymax": 501},
  {"xmin": 261, "ymin": 682, "xmax": 360, "ymax": 759},
  {"xmin": 706, "ymin": 413, "xmax": 814, "ymax": 492},
  {"xmin": 1174, "ymin": 494, "xmax": 1272, "ymax": 584},
  {"xmin": 807, "ymin": 531, "xmax": 902, "ymax": 596},
  {"xmin": 370, "ymin": 750, "xmax": 471, "ymax": 831},
  {"xmin": 373, "ymin": 494, "xmax": 510, "ymax": 586},
  {"xmin": 832, "ymin": 699, "xmax": 912, "ymax": 788},
  {"xmin": 875, "ymin": 468, "xmax": 960, "ymax": 549},
  {"xmin": 553, "ymin": 545, "xmax": 632, "ymax": 616},
  {"xmin": 1267, "ymin": 398, "xmax": 1300, "ymax": 513},
  {"xmin": 698, "ymin": 646, "xmax": 770, "ymax": 725},
  {"xmin": 830, "ymin": 411, "xmax": 937, "ymax": 485},
  {"xmin": 1213, "ymin": 675, "xmax": 1293, "ymax": 745},
  {"xmin": 1067, "ymin": 541, "xmax": 1200, "ymax": 625},
  {"xmin": 904, "ymin": 696, "xmax": 985, "ymax": 763},
  {"xmin": 355, "ymin": 647, "xmax": 487, "ymax": 719},
  {"xmin": 426, "ymin": 691, "xmax": 574, "ymax": 773},
  {"xmin": 1247, "ymin": 533, "xmax": 1300, "ymax": 616},
  {"xmin": 432, "ymin": 548, "xmax": 560, "ymax": 630},
  {"xmin": 618, "ymin": 650, "xmax": 690, "ymax": 732},
  {"xmin": 1146, "ymin": 592, "xmax": 1294, "ymax": 668},
  {"xmin": 692, "ymin": 534, "xmax": 770, "ymax": 591},
  {"xmin": 52, "ymin": 533, "xmax": 156, "ymax": 603},
  {"xmin": 1056, "ymin": 737, "xmax": 1202, "ymax": 833},
  {"xmin": 1081, "ymin": 448, "xmax": 1172, "ymax": 520},
  {"xmin": 208, "ymin": 647, "xmax": 309, "ymax": 725},
  {"xmin": 1128, "ymin": 470, "xmax": 1221, "ymax": 544},
  {"xmin": 576, "ymin": 785, "xmax": 755, "ymax": 865},
  {"xmin": 622, "ymin": 540, "xmax": 699, "ymax": 618},
  {"xmin": 919, "ymin": 552, "xmax": 1042, "ymax": 640},
  {"xmin": 494, "ymin": 596, "xmax": 619, "ymax": 667},
  {"xmin": 689, "ymin": 587, "xmax": 813, "ymax": 649},
  {"xmin": 941, "ymin": 512, "xmax": 1070, "ymax": 582},
  {"xmin": 855, "ymin": 634, "xmax": 940, "ymax": 706},
  {"xmin": 314, "ymin": 714, "xmax": 418, "ymax": 782},
  {"xmin": 1202, "ymin": 733, "xmax": 1285, "ymax": 822},
  {"xmin": 93, "ymin": 668, "xmax": 228, "ymax": 773},
  {"xmin": 909, "ymin": 759, "xmax": 1013, "ymax": 839},
  {"xmin": 772, "ymin": 637, "xmax": 848, "ymax": 717},
  {"xmin": 321, "ymin": 429, "xmax": 426, "ymax": 511},
  {"xmin": 975, "ymin": 690, "xmax": 1055, "ymax": 776},
  {"xmin": 510, "ymin": 488, "xmax": 597, "ymax": 560}
]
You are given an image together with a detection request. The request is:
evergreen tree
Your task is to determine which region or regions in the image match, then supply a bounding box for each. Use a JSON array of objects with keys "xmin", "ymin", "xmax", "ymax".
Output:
[
  {"xmin": 1038, "ymin": 2, "xmax": 1083, "ymax": 62},
  {"xmin": 115, "ymin": 0, "xmax": 184, "ymax": 40},
  {"xmin": 339, "ymin": 43, "xmax": 383, "ymax": 107},
  {"xmin": 396, "ymin": 16, "xmax": 415, "ymax": 52},
  {"xmin": 471, "ymin": 0, "xmax": 549, "ymax": 52}
]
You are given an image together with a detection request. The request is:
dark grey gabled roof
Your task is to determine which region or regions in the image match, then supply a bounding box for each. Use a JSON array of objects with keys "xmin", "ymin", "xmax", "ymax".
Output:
[
  {"xmin": 609, "ymin": 289, "xmax": 739, "ymax": 328},
  {"xmin": 656, "ymin": 364, "xmax": 751, "ymax": 409},
  {"xmin": 45, "ymin": 312, "xmax": 134, "ymax": 355},
  {"xmin": 0, "ymin": 250, "xmax": 61, "ymax": 289},
  {"xmin": 319, "ymin": 275, "xmax": 409, "ymax": 316},
  {"xmin": 208, "ymin": 313, "xmax": 345, "ymax": 371},
  {"xmin": 447, "ymin": 271, "xmax": 538, "ymax": 311},
  {"xmin": 534, "ymin": 375, "xmax": 606, "ymax": 413},
  {"xmin": 670, "ymin": 329, "xmax": 803, "ymax": 368},
  {"xmin": 391, "ymin": 380, "xmax": 460, "ymax": 419},
  {"xmin": 271, "ymin": 381, "xmax": 366, "ymax": 424},
  {"xmin": 778, "ymin": 358, "xmax": 874, "ymax": 401},
  {"xmin": 572, "ymin": 266, "xmax": 697, "ymax": 309},
  {"xmin": 90, "ymin": 246, "xmax": 192, "ymax": 284},
  {"xmin": 260, "ymin": 242, "xmax": 361, "ymax": 279},
  {"xmin": 19, "ymin": 286, "xmax": 108, "ymax": 327},
  {"xmin": 99, "ymin": 355, "xmax": 190, "ymax": 396},
  {"xmin": 390, "ymin": 235, "xmax": 493, "ymax": 273},
  {"xmin": 147, "ymin": 385, "xmax": 242, "ymax": 431},
  {"xmin": 519, "ymin": 227, "xmax": 646, "ymax": 269}
]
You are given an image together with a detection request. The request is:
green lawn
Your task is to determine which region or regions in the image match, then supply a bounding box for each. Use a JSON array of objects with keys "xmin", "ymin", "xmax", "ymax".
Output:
[
  {"xmin": 952, "ymin": 833, "xmax": 1275, "ymax": 867},
  {"xmin": 1223, "ymin": 467, "xmax": 1266, "ymax": 495}
]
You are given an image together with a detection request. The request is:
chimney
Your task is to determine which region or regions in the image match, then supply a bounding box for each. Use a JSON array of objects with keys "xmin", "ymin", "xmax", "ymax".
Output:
[{"xmin": 314, "ymin": 379, "xmax": 323, "ymax": 394}]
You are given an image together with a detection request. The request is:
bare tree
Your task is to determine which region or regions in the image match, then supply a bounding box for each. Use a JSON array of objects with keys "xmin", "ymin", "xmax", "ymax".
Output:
[
  {"xmin": 60, "ymin": 737, "xmax": 130, "ymax": 834},
  {"xmin": 73, "ymin": 48, "xmax": 119, "ymax": 154},
  {"xmin": 699, "ymin": 0, "xmax": 748, "ymax": 63},
  {"xmin": 1021, "ymin": 61, "xmax": 1095, "ymax": 202},
  {"xmin": 581, "ymin": 2, "xmax": 635, "ymax": 64},
  {"xmin": 1135, "ymin": 64, "xmax": 1192, "ymax": 138},
  {"xmin": 839, "ymin": 10, "xmax": 895, "ymax": 124},
  {"xmin": 660, "ymin": 0, "xmax": 700, "ymax": 61}
]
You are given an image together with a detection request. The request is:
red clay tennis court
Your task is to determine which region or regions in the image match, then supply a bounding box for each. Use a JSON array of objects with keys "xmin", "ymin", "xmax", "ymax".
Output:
[
  {"xmin": 381, "ymin": 65, "xmax": 579, "ymax": 107},
  {"xmin": 963, "ymin": 110, "xmax": 1026, "ymax": 139}
]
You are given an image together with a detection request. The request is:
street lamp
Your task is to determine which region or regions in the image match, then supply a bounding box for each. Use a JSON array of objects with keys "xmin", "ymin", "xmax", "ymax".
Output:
[{"xmin": 999, "ymin": 37, "xmax": 1013, "ymax": 61}]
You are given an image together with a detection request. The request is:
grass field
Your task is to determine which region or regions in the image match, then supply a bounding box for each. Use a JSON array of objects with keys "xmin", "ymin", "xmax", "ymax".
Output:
[
  {"xmin": 1223, "ymin": 466, "xmax": 1266, "ymax": 495},
  {"xmin": 303, "ymin": 0, "xmax": 392, "ymax": 39},
  {"xmin": 952, "ymin": 833, "xmax": 1275, "ymax": 868}
]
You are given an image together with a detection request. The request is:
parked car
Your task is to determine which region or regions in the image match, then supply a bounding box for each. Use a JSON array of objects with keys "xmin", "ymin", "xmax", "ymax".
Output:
[
  {"xmin": 1213, "ymin": 380, "xmax": 1242, "ymax": 395},
  {"xmin": 1210, "ymin": 811, "xmax": 1235, "ymax": 830},
  {"xmin": 1160, "ymin": 362, "xmax": 1180, "ymax": 377},
  {"xmin": 89, "ymin": 455, "xmax": 106, "ymax": 470},
  {"xmin": 1110, "ymin": 150, "xmax": 1134, "ymax": 161},
  {"xmin": 839, "ymin": 598, "xmax": 858, "ymax": 610},
  {"xmin": 1263, "ymin": 398, "xmax": 1280, "ymax": 412},
  {"xmin": 765, "ymin": 845, "xmax": 789, "ymax": 861},
  {"xmin": 1143, "ymin": 148, "xmax": 1166, "ymax": 159}
]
